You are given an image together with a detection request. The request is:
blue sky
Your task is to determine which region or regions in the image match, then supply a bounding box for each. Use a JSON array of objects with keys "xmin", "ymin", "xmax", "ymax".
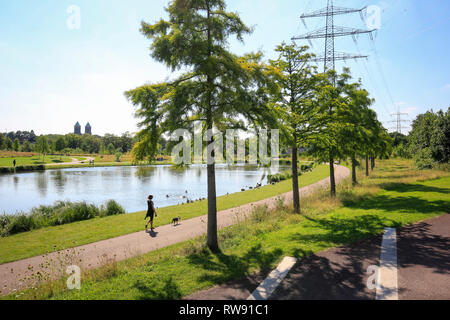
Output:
[{"xmin": 0, "ymin": 0, "xmax": 449, "ymax": 136}]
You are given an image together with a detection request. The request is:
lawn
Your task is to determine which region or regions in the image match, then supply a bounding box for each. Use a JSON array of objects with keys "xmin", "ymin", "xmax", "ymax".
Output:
[
  {"xmin": 0, "ymin": 164, "xmax": 331, "ymax": 264},
  {"xmin": 0, "ymin": 155, "xmax": 75, "ymax": 167},
  {"xmin": 4, "ymin": 159, "xmax": 449, "ymax": 300}
]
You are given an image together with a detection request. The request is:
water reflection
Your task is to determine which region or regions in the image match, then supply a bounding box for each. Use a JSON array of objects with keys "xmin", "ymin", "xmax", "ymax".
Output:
[
  {"xmin": 0, "ymin": 165, "xmax": 288, "ymax": 215},
  {"xmin": 36, "ymin": 172, "xmax": 48, "ymax": 197}
]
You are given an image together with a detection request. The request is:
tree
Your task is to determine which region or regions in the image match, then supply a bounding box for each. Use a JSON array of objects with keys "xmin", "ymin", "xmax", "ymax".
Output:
[
  {"xmin": 55, "ymin": 137, "xmax": 67, "ymax": 154},
  {"xmin": 0, "ymin": 134, "xmax": 5, "ymax": 150},
  {"xmin": 269, "ymin": 43, "xmax": 323, "ymax": 213},
  {"xmin": 36, "ymin": 136, "xmax": 50, "ymax": 162},
  {"xmin": 22, "ymin": 140, "xmax": 32, "ymax": 152},
  {"xmin": 409, "ymin": 108, "xmax": 450, "ymax": 168},
  {"xmin": 125, "ymin": 0, "xmax": 276, "ymax": 251},
  {"xmin": 5, "ymin": 137, "xmax": 13, "ymax": 150},
  {"xmin": 430, "ymin": 108, "xmax": 450, "ymax": 164},
  {"xmin": 307, "ymin": 69, "xmax": 351, "ymax": 197},
  {"xmin": 13, "ymin": 138, "xmax": 20, "ymax": 151}
]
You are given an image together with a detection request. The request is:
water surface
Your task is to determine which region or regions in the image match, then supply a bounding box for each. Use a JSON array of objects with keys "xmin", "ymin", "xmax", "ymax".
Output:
[{"xmin": 0, "ymin": 165, "xmax": 285, "ymax": 215}]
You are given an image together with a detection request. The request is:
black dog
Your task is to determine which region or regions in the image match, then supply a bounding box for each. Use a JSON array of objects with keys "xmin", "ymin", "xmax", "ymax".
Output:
[{"xmin": 172, "ymin": 216, "xmax": 181, "ymax": 226}]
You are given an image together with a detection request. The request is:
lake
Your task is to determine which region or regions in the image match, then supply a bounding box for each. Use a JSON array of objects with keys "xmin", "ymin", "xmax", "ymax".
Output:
[{"xmin": 0, "ymin": 164, "xmax": 286, "ymax": 215}]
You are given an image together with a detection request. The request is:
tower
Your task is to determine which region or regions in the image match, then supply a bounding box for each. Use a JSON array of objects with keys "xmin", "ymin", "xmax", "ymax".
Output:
[
  {"xmin": 74, "ymin": 122, "xmax": 82, "ymax": 135},
  {"xmin": 292, "ymin": 1, "xmax": 375, "ymax": 75},
  {"xmin": 85, "ymin": 122, "xmax": 92, "ymax": 135}
]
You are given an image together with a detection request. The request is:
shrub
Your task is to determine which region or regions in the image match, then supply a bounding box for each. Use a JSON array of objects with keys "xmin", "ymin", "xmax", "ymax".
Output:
[
  {"xmin": 100, "ymin": 200, "xmax": 125, "ymax": 217},
  {"xmin": 3, "ymin": 213, "xmax": 37, "ymax": 236},
  {"xmin": 0, "ymin": 200, "xmax": 126, "ymax": 237}
]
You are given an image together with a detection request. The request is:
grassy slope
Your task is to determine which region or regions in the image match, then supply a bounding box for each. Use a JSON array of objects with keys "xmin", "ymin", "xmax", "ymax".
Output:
[
  {"xmin": 5, "ymin": 159, "xmax": 449, "ymax": 300},
  {"xmin": 0, "ymin": 165, "xmax": 331, "ymax": 264}
]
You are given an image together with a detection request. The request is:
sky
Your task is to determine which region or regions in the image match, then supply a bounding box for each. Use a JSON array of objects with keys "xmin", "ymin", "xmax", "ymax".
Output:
[{"xmin": 0, "ymin": 0, "xmax": 449, "ymax": 136}]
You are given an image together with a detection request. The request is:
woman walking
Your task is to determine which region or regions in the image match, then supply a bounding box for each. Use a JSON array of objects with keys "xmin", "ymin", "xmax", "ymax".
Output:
[{"xmin": 145, "ymin": 195, "xmax": 157, "ymax": 230}]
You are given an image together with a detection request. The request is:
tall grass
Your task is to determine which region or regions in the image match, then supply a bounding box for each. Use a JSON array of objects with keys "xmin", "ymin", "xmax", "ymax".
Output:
[{"xmin": 0, "ymin": 200, "xmax": 125, "ymax": 237}]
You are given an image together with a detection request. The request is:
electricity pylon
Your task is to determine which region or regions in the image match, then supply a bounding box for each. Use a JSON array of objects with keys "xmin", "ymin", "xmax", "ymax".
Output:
[
  {"xmin": 389, "ymin": 112, "xmax": 410, "ymax": 134},
  {"xmin": 292, "ymin": 0, "xmax": 375, "ymax": 76}
]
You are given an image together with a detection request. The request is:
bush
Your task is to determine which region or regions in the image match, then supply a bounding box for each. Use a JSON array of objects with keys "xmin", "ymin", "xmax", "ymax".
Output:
[
  {"xmin": 100, "ymin": 200, "xmax": 125, "ymax": 217},
  {"xmin": 414, "ymin": 148, "xmax": 434, "ymax": 170}
]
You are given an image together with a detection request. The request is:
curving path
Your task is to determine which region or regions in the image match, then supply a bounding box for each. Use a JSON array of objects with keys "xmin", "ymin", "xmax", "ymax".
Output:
[
  {"xmin": 0, "ymin": 165, "xmax": 350, "ymax": 296},
  {"xmin": 45, "ymin": 157, "xmax": 95, "ymax": 167}
]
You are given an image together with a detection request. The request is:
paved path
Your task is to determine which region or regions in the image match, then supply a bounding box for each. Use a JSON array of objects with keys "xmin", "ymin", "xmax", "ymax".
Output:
[
  {"xmin": 0, "ymin": 165, "xmax": 350, "ymax": 296},
  {"xmin": 45, "ymin": 156, "xmax": 95, "ymax": 167},
  {"xmin": 187, "ymin": 215, "xmax": 450, "ymax": 300}
]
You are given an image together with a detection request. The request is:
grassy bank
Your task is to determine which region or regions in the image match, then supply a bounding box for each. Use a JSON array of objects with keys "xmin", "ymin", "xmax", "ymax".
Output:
[
  {"xmin": 0, "ymin": 156, "xmax": 75, "ymax": 168},
  {"xmin": 5, "ymin": 159, "xmax": 449, "ymax": 300},
  {"xmin": 0, "ymin": 200, "xmax": 125, "ymax": 237},
  {"xmin": 0, "ymin": 165, "xmax": 331, "ymax": 264}
]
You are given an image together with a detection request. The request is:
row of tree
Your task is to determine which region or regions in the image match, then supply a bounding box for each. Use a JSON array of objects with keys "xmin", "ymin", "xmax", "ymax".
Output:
[
  {"xmin": 125, "ymin": 0, "xmax": 392, "ymax": 251},
  {"xmin": 0, "ymin": 132, "xmax": 135, "ymax": 155}
]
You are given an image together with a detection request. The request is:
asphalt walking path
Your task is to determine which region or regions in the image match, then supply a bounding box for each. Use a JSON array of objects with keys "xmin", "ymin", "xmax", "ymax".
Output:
[
  {"xmin": 186, "ymin": 214, "xmax": 450, "ymax": 300},
  {"xmin": 0, "ymin": 165, "xmax": 350, "ymax": 296}
]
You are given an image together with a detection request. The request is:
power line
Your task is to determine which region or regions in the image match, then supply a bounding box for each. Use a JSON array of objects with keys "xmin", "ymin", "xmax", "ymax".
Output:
[
  {"xmin": 292, "ymin": 0, "xmax": 375, "ymax": 76},
  {"xmin": 389, "ymin": 112, "xmax": 410, "ymax": 134}
]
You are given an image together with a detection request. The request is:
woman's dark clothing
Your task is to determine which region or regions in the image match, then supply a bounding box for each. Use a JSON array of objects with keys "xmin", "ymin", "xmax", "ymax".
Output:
[{"xmin": 145, "ymin": 200, "xmax": 155, "ymax": 221}]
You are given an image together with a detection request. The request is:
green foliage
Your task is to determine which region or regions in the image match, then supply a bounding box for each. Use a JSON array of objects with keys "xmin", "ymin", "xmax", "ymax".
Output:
[
  {"xmin": 115, "ymin": 152, "xmax": 123, "ymax": 162},
  {"xmin": 22, "ymin": 140, "xmax": 32, "ymax": 152},
  {"xmin": 408, "ymin": 108, "xmax": 450, "ymax": 168},
  {"xmin": 35, "ymin": 136, "xmax": 50, "ymax": 159},
  {"xmin": 13, "ymin": 138, "xmax": 20, "ymax": 151},
  {"xmin": 54, "ymin": 137, "xmax": 66, "ymax": 153},
  {"xmin": 5, "ymin": 137, "xmax": 13, "ymax": 150},
  {"xmin": 392, "ymin": 143, "xmax": 411, "ymax": 159},
  {"xmin": 414, "ymin": 147, "xmax": 434, "ymax": 170},
  {"xmin": 0, "ymin": 134, "xmax": 5, "ymax": 150},
  {"xmin": 100, "ymin": 200, "xmax": 126, "ymax": 217}
]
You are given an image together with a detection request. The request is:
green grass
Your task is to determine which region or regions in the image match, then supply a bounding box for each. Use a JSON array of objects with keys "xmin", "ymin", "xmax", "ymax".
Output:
[
  {"xmin": 6, "ymin": 159, "xmax": 448, "ymax": 300},
  {"xmin": 0, "ymin": 156, "xmax": 75, "ymax": 168},
  {"xmin": 0, "ymin": 165, "xmax": 331, "ymax": 264}
]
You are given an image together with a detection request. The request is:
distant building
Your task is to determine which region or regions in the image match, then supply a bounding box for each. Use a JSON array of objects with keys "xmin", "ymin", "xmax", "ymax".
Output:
[
  {"xmin": 74, "ymin": 122, "xmax": 82, "ymax": 135},
  {"xmin": 85, "ymin": 123, "xmax": 92, "ymax": 135}
]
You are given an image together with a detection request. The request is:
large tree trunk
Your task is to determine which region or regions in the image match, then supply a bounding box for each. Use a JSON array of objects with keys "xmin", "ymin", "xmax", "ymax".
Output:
[
  {"xmin": 329, "ymin": 153, "xmax": 336, "ymax": 198},
  {"xmin": 205, "ymin": 3, "xmax": 218, "ymax": 253},
  {"xmin": 291, "ymin": 137, "xmax": 300, "ymax": 213},
  {"xmin": 206, "ymin": 109, "xmax": 218, "ymax": 252},
  {"xmin": 207, "ymin": 160, "xmax": 218, "ymax": 251},
  {"xmin": 365, "ymin": 155, "xmax": 369, "ymax": 177},
  {"xmin": 351, "ymin": 156, "xmax": 358, "ymax": 186}
]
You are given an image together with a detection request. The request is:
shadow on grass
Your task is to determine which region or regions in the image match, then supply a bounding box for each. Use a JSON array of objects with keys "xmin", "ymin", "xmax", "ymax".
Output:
[
  {"xmin": 186, "ymin": 244, "xmax": 283, "ymax": 286},
  {"xmin": 133, "ymin": 276, "xmax": 183, "ymax": 300},
  {"xmin": 379, "ymin": 182, "xmax": 449, "ymax": 194},
  {"xmin": 342, "ymin": 194, "xmax": 449, "ymax": 215},
  {"xmin": 289, "ymin": 215, "xmax": 398, "ymax": 246}
]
